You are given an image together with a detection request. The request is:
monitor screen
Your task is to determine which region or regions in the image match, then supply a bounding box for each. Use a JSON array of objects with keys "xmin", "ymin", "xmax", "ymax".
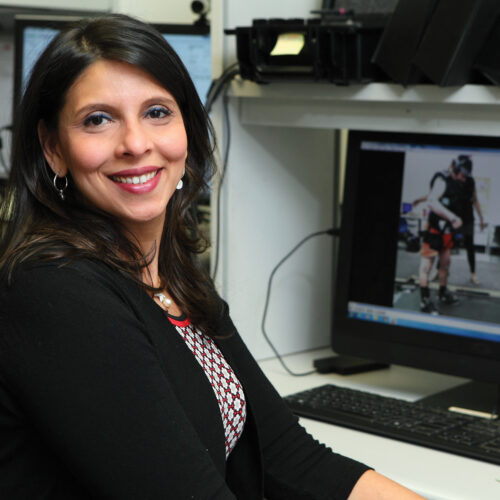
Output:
[
  {"xmin": 13, "ymin": 16, "xmax": 211, "ymax": 113},
  {"xmin": 157, "ymin": 27, "xmax": 211, "ymax": 103},
  {"xmin": 333, "ymin": 130, "xmax": 500, "ymax": 410}
]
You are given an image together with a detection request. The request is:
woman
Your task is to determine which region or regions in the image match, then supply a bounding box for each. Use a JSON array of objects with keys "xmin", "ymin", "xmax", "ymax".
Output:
[{"xmin": 0, "ymin": 14, "xmax": 423, "ymax": 499}]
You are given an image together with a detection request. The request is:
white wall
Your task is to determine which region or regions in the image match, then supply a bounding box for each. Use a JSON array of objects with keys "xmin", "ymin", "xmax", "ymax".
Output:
[
  {"xmin": 111, "ymin": 0, "xmax": 198, "ymax": 23},
  {"xmin": 221, "ymin": 112, "xmax": 336, "ymax": 359}
]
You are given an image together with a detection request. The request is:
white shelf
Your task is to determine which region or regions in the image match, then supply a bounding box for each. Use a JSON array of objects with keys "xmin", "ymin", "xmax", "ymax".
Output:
[{"xmin": 231, "ymin": 79, "xmax": 500, "ymax": 135}]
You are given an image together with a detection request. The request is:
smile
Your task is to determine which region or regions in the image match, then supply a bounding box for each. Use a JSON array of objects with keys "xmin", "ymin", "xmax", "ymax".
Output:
[
  {"xmin": 110, "ymin": 170, "xmax": 159, "ymax": 185},
  {"xmin": 109, "ymin": 168, "xmax": 162, "ymax": 194}
]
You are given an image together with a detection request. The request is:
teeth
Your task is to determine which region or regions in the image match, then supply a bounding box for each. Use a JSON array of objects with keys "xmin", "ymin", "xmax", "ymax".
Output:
[{"xmin": 111, "ymin": 170, "xmax": 157, "ymax": 185}]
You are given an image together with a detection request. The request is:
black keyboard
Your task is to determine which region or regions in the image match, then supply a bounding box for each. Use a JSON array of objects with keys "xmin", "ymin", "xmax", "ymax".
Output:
[{"xmin": 284, "ymin": 384, "xmax": 500, "ymax": 465}]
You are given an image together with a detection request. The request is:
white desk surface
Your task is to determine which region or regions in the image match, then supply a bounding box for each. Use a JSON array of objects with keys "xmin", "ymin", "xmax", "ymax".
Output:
[{"xmin": 258, "ymin": 348, "xmax": 500, "ymax": 500}]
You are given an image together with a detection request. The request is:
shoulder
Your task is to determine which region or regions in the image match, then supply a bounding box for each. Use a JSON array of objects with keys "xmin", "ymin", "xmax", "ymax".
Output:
[
  {"xmin": 1, "ymin": 258, "xmax": 140, "ymax": 319},
  {"xmin": 4, "ymin": 257, "xmax": 123, "ymax": 288},
  {"xmin": 430, "ymin": 170, "xmax": 446, "ymax": 183},
  {"xmin": 3, "ymin": 258, "xmax": 96, "ymax": 295},
  {"xmin": 429, "ymin": 172, "xmax": 447, "ymax": 191},
  {"xmin": 0, "ymin": 257, "xmax": 157, "ymax": 362}
]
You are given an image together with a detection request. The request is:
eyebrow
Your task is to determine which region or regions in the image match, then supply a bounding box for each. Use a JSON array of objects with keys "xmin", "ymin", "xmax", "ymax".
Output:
[{"xmin": 72, "ymin": 96, "xmax": 180, "ymax": 118}]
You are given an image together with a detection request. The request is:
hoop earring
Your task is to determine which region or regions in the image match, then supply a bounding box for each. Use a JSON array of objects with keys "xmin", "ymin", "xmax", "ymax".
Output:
[{"xmin": 53, "ymin": 173, "xmax": 68, "ymax": 201}]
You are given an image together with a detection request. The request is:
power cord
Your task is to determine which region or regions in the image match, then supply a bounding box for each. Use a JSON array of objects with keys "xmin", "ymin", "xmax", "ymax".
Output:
[
  {"xmin": 206, "ymin": 63, "xmax": 240, "ymax": 281},
  {"xmin": 205, "ymin": 62, "xmax": 239, "ymax": 113},
  {"xmin": 210, "ymin": 87, "xmax": 230, "ymax": 281},
  {"xmin": 0, "ymin": 125, "xmax": 12, "ymax": 175},
  {"xmin": 261, "ymin": 227, "xmax": 340, "ymax": 376}
]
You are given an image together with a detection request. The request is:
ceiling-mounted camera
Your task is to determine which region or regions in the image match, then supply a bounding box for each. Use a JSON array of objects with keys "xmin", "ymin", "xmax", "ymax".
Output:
[{"xmin": 191, "ymin": 0, "xmax": 210, "ymax": 26}]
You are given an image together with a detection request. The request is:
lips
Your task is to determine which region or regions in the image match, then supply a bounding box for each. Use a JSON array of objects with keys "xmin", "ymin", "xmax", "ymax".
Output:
[
  {"xmin": 110, "ymin": 170, "xmax": 158, "ymax": 185},
  {"xmin": 108, "ymin": 167, "xmax": 162, "ymax": 194}
]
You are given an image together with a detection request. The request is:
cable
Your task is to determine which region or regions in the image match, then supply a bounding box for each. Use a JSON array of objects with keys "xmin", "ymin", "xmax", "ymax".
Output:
[
  {"xmin": 0, "ymin": 125, "xmax": 12, "ymax": 175},
  {"xmin": 261, "ymin": 228, "xmax": 340, "ymax": 376},
  {"xmin": 0, "ymin": 148, "xmax": 8, "ymax": 175},
  {"xmin": 206, "ymin": 63, "xmax": 240, "ymax": 281},
  {"xmin": 205, "ymin": 62, "xmax": 239, "ymax": 113},
  {"xmin": 210, "ymin": 85, "xmax": 231, "ymax": 281}
]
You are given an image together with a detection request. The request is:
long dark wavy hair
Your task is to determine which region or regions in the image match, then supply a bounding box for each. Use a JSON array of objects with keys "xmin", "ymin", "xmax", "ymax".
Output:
[{"xmin": 0, "ymin": 14, "xmax": 222, "ymax": 337}]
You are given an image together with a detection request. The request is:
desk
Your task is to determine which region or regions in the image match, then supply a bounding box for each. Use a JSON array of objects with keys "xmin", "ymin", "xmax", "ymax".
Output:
[{"xmin": 259, "ymin": 348, "xmax": 500, "ymax": 500}]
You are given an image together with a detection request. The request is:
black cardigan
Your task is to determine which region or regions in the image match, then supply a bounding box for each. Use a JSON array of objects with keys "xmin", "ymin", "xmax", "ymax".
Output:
[{"xmin": 0, "ymin": 258, "xmax": 369, "ymax": 499}]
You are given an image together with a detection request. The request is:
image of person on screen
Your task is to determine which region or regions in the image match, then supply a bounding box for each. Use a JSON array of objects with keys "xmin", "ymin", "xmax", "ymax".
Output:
[
  {"xmin": 418, "ymin": 156, "xmax": 469, "ymax": 314},
  {"xmin": 0, "ymin": 14, "xmax": 424, "ymax": 500},
  {"xmin": 454, "ymin": 156, "xmax": 486, "ymax": 285}
]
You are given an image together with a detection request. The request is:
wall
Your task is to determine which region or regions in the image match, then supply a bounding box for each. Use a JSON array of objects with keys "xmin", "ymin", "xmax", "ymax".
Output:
[{"xmin": 111, "ymin": 0, "xmax": 197, "ymax": 23}]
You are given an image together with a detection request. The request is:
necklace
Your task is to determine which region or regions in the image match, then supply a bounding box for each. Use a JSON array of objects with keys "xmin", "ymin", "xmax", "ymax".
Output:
[{"xmin": 154, "ymin": 292, "xmax": 172, "ymax": 309}]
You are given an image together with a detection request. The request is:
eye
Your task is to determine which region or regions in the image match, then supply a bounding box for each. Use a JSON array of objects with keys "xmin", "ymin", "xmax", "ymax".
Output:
[
  {"xmin": 146, "ymin": 106, "xmax": 171, "ymax": 120},
  {"xmin": 83, "ymin": 113, "xmax": 112, "ymax": 127}
]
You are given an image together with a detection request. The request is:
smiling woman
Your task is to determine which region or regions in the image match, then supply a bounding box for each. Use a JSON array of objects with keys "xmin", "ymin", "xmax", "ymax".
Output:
[{"xmin": 0, "ymin": 13, "xmax": 423, "ymax": 500}]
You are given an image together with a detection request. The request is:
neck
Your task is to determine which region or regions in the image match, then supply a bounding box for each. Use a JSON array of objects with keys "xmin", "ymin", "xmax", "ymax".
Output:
[
  {"xmin": 121, "ymin": 215, "xmax": 165, "ymax": 288},
  {"xmin": 143, "ymin": 251, "xmax": 160, "ymax": 289}
]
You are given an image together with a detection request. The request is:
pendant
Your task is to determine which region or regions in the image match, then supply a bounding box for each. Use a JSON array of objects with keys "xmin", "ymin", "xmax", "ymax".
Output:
[{"xmin": 154, "ymin": 292, "xmax": 172, "ymax": 308}]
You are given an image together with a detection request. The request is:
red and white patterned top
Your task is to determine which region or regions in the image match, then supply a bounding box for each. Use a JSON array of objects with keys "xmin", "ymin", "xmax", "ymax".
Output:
[{"xmin": 168, "ymin": 315, "xmax": 246, "ymax": 458}]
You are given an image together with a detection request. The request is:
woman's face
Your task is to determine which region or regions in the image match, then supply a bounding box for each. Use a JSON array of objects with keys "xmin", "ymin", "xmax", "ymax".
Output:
[{"xmin": 40, "ymin": 59, "xmax": 188, "ymax": 233}]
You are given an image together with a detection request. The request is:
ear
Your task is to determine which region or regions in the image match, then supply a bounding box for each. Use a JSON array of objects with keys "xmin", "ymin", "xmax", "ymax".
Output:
[{"xmin": 37, "ymin": 120, "xmax": 68, "ymax": 177}]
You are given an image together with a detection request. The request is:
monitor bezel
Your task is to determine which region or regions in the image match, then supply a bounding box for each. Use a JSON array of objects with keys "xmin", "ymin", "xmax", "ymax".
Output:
[{"xmin": 333, "ymin": 129, "xmax": 500, "ymax": 384}]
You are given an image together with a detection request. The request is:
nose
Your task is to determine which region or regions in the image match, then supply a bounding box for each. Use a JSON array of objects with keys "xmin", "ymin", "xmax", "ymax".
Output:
[{"xmin": 115, "ymin": 120, "xmax": 152, "ymax": 158}]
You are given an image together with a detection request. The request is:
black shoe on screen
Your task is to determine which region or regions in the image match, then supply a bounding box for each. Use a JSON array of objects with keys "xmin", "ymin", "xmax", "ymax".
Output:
[
  {"xmin": 439, "ymin": 289, "xmax": 459, "ymax": 305},
  {"xmin": 420, "ymin": 298, "xmax": 439, "ymax": 315}
]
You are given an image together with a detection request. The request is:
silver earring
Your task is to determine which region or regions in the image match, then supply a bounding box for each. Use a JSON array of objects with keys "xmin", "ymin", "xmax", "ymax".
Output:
[
  {"xmin": 176, "ymin": 167, "xmax": 186, "ymax": 190},
  {"xmin": 53, "ymin": 173, "xmax": 68, "ymax": 201}
]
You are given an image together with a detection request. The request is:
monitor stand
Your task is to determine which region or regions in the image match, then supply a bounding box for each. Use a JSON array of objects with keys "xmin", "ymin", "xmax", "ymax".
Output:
[{"xmin": 419, "ymin": 381, "xmax": 500, "ymax": 418}]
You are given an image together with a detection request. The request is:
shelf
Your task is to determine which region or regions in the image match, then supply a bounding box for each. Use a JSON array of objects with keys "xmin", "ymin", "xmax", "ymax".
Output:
[{"xmin": 230, "ymin": 79, "xmax": 500, "ymax": 135}]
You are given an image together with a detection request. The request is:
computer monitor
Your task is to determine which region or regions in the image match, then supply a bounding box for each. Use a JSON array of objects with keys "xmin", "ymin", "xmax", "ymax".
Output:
[
  {"xmin": 13, "ymin": 16, "xmax": 211, "ymax": 114},
  {"xmin": 334, "ymin": 129, "xmax": 500, "ymax": 413},
  {"xmin": 154, "ymin": 23, "xmax": 211, "ymax": 103}
]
